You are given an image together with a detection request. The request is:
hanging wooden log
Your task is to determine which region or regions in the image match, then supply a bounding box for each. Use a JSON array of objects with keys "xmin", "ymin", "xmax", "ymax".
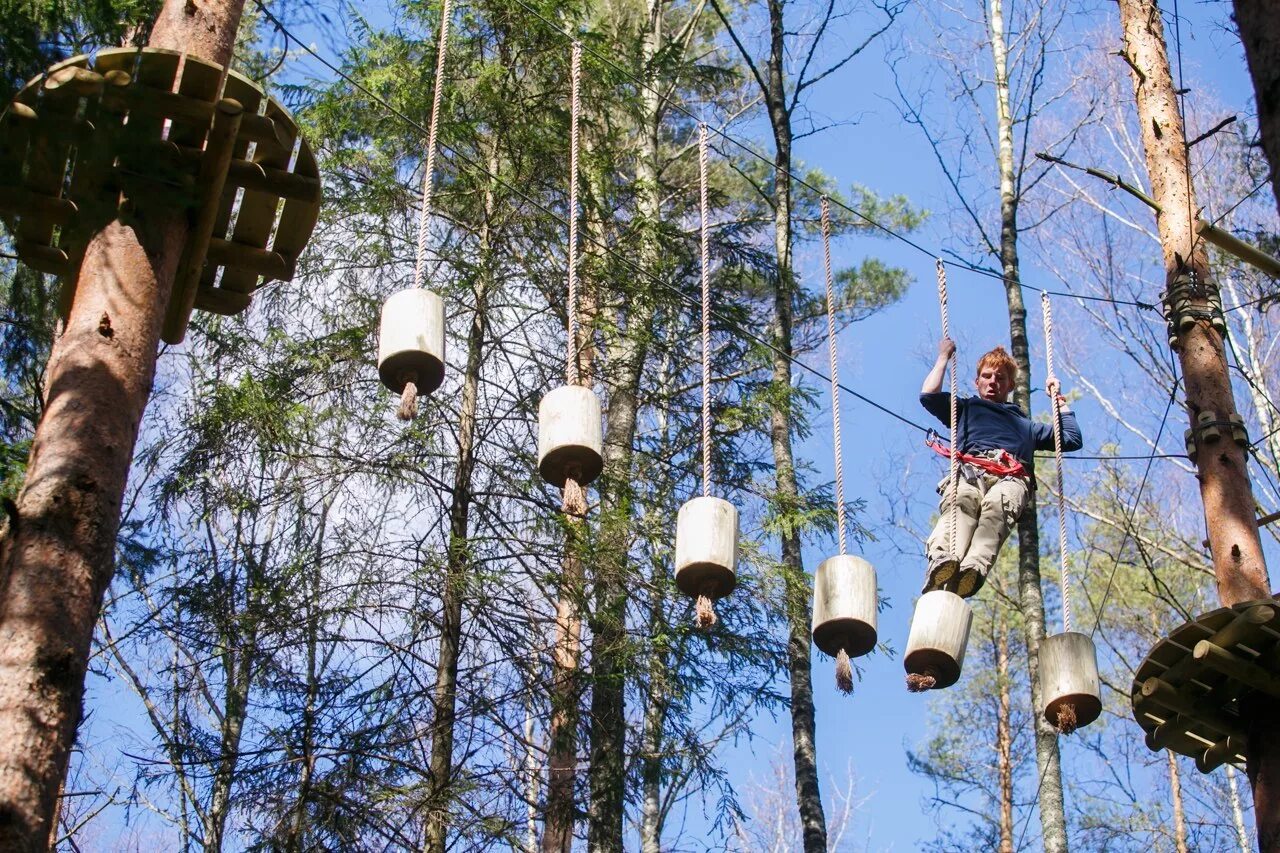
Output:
[
  {"xmin": 537, "ymin": 385, "xmax": 603, "ymax": 487},
  {"xmin": 1041, "ymin": 631, "xmax": 1102, "ymax": 734},
  {"xmin": 811, "ymin": 555, "xmax": 877, "ymax": 659},
  {"xmin": 674, "ymin": 496, "xmax": 738, "ymax": 600},
  {"xmin": 904, "ymin": 590, "xmax": 972, "ymax": 691}
]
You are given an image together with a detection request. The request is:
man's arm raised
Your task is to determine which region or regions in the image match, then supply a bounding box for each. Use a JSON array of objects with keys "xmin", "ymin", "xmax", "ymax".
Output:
[{"xmin": 922, "ymin": 337, "xmax": 956, "ymax": 394}]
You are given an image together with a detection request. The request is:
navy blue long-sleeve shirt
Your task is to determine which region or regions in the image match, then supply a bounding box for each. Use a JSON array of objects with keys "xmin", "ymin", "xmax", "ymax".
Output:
[{"xmin": 920, "ymin": 392, "xmax": 1082, "ymax": 471}]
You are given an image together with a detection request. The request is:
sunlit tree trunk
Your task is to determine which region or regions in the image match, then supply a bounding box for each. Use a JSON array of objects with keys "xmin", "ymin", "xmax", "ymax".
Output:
[
  {"xmin": 0, "ymin": 3, "xmax": 245, "ymax": 845},
  {"xmin": 1117, "ymin": 0, "xmax": 1273, "ymax": 845},
  {"xmin": 996, "ymin": 619, "xmax": 1014, "ymax": 853}
]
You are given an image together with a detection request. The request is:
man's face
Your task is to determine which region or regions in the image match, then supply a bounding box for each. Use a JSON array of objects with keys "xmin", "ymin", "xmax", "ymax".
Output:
[{"xmin": 976, "ymin": 364, "xmax": 1012, "ymax": 402}]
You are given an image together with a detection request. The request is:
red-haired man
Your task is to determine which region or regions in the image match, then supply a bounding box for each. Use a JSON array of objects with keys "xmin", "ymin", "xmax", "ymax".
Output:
[{"xmin": 919, "ymin": 337, "xmax": 1082, "ymax": 597}]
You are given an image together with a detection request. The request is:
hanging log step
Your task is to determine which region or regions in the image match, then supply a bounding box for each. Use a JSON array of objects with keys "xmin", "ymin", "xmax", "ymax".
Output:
[
  {"xmin": 0, "ymin": 47, "xmax": 321, "ymax": 344},
  {"xmin": 1131, "ymin": 599, "xmax": 1280, "ymax": 773}
]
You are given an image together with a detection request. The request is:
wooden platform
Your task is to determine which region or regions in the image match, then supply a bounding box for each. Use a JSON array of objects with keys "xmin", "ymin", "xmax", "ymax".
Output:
[
  {"xmin": 0, "ymin": 48, "xmax": 321, "ymax": 343},
  {"xmin": 1131, "ymin": 598, "xmax": 1280, "ymax": 772}
]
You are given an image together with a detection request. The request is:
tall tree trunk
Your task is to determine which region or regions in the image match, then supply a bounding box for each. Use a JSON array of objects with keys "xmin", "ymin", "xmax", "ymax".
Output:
[
  {"xmin": 544, "ymin": 478, "xmax": 586, "ymax": 853},
  {"xmin": 287, "ymin": 500, "xmax": 329, "ymax": 853},
  {"xmin": 988, "ymin": 0, "xmax": 1067, "ymax": 848},
  {"xmin": 1116, "ymin": 4, "xmax": 1275, "ymax": 847},
  {"xmin": 1231, "ymin": 0, "xmax": 1280, "ymax": 221},
  {"xmin": 423, "ymin": 139, "xmax": 498, "ymax": 853},
  {"xmin": 585, "ymin": 6, "xmax": 665, "ymax": 847},
  {"xmin": 640, "ymin": 325, "xmax": 676, "ymax": 853},
  {"xmin": 996, "ymin": 619, "xmax": 1014, "ymax": 853},
  {"xmin": 1227, "ymin": 764, "xmax": 1252, "ymax": 852},
  {"xmin": 1167, "ymin": 750, "xmax": 1189, "ymax": 853},
  {"xmin": 762, "ymin": 2, "xmax": 827, "ymax": 849},
  {"xmin": 0, "ymin": 2, "xmax": 244, "ymax": 846},
  {"xmin": 544, "ymin": 50, "xmax": 604, "ymax": 851}
]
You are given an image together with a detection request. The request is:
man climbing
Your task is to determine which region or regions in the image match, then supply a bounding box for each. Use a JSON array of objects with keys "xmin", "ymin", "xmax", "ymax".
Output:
[{"xmin": 919, "ymin": 337, "xmax": 1082, "ymax": 598}]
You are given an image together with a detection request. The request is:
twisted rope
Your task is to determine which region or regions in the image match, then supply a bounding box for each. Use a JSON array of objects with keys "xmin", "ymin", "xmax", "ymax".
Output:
[
  {"xmin": 566, "ymin": 41, "xmax": 582, "ymax": 386},
  {"xmin": 412, "ymin": 0, "xmax": 452, "ymax": 291},
  {"xmin": 699, "ymin": 123, "xmax": 712, "ymax": 498},
  {"xmin": 1042, "ymin": 292, "xmax": 1073, "ymax": 634},
  {"xmin": 937, "ymin": 260, "xmax": 959, "ymax": 563},
  {"xmin": 821, "ymin": 198, "xmax": 847, "ymax": 555}
]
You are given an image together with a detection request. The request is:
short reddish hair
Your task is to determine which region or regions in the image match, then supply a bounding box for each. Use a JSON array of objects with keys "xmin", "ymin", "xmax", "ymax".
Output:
[{"xmin": 976, "ymin": 346, "xmax": 1017, "ymax": 386}]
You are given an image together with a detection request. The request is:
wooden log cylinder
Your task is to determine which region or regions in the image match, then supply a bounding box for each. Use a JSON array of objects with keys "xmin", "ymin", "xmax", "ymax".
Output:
[
  {"xmin": 811, "ymin": 554, "xmax": 877, "ymax": 658},
  {"xmin": 537, "ymin": 384, "xmax": 603, "ymax": 488},
  {"xmin": 1041, "ymin": 631, "xmax": 1102, "ymax": 732},
  {"xmin": 378, "ymin": 287, "xmax": 446, "ymax": 397},
  {"xmin": 674, "ymin": 496, "xmax": 738, "ymax": 599},
  {"xmin": 904, "ymin": 590, "xmax": 972, "ymax": 689}
]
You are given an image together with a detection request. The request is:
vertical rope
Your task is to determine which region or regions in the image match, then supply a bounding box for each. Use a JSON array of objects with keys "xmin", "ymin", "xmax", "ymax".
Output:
[
  {"xmin": 1042, "ymin": 292, "xmax": 1073, "ymax": 634},
  {"xmin": 821, "ymin": 198, "xmax": 847, "ymax": 556},
  {"xmin": 412, "ymin": 0, "xmax": 452, "ymax": 291},
  {"xmin": 699, "ymin": 123, "xmax": 712, "ymax": 498},
  {"xmin": 936, "ymin": 260, "xmax": 959, "ymax": 563},
  {"xmin": 566, "ymin": 41, "xmax": 582, "ymax": 386}
]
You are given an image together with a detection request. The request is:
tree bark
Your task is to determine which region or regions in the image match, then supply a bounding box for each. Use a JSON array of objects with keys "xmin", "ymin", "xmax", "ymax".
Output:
[
  {"xmin": 996, "ymin": 620, "xmax": 1014, "ymax": 853},
  {"xmin": 0, "ymin": 1, "xmax": 244, "ymax": 848},
  {"xmin": 1231, "ymin": 0, "xmax": 1280, "ymax": 221},
  {"xmin": 543, "ymin": 475, "xmax": 587, "ymax": 853},
  {"xmin": 1227, "ymin": 764, "xmax": 1253, "ymax": 852},
  {"xmin": 987, "ymin": 0, "xmax": 1067, "ymax": 848},
  {"xmin": 422, "ymin": 138, "xmax": 497, "ymax": 853},
  {"xmin": 585, "ymin": 2, "xmax": 662, "ymax": 845},
  {"xmin": 762, "ymin": 2, "xmax": 827, "ymax": 849},
  {"xmin": 1116, "ymin": 1, "xmax": 1273, "ymax": 846},
  {"xmin": 1167, "ymin": 750, "xmax": 1188, "ymax": 853}
]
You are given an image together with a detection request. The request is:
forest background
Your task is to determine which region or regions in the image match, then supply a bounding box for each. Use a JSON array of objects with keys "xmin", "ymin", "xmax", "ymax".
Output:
[{"xmin": 1, "ymin": 0, "xmax": 1277, "ymax": 850}]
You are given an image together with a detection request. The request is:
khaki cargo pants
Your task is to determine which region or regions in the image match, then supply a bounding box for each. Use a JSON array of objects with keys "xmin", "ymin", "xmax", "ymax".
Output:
[{"xmin": 925, "ymin": 467, "xmax": 1029, "ymax": 592}]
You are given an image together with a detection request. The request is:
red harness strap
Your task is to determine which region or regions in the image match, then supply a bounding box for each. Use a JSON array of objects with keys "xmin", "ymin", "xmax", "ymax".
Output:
[{"xmin": 925, "ymin": 433, "xmax": 1027, "ymax": 478}]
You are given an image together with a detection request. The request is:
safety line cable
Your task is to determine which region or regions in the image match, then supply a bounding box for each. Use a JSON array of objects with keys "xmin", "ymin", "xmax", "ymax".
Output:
[
  {"xmin": 1089, "ymin": 366, "xmax": 1182, "ymax": 640},
  {"xmin": 937, "ymin": 260, "xmax": 959, "ymax": 563},
  {"xmin": 821, "ymin": 198, "xmax": 848, "ymax": 555},
  {"xmin": 502, "ymin": 0, "xmax": 1159, "ymax": 312},
  {"xmin": 699, "ymin": 122, "xmax": 713, "ymax": 498},
  {"xmin": 256, "ymin": 2, "xmax": 1190, "ymax": 467},
  {"xmin": 412, "ymin": 0, "xmax": 452, "ymax": 291},
  {"xmin": 1042, "ymin": 292, "xmax": 1073, "ymax": 633}
]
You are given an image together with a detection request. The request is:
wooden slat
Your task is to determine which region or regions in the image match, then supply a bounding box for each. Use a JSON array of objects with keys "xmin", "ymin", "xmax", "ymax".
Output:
[
  {"xmin": 122, "ymin": 50, "xmax": 181, "ymax": 146},
  {"xmin": 193, "ymin": 286, "xmax": 251, "ymax": 314},
  {"xmin": 207, "ymin": 238, "xmax": 291, "ymax": 279},
  {"xmin": 218, "ymin": 98, "xmax": 296, "ymax": 295},
  {"xmin": 199, "ymin": 70, "xmax": 263, "ymax": 298},
  {"xmin": 270, "ymin": 131, "xmax": 320, "ymax": 277},
  {"xmin": 15, "ymin": 57, "xmax": 84, "ymax": 251},
  {"xmin": 165, "ymin": 99, "xmax": 243, "ymax": 344}
]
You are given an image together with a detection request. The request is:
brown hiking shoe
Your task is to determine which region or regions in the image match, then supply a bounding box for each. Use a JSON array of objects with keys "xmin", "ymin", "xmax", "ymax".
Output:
[{"xmin": 922, "ymin": 559, "xmax": 959, "ymax": 594}]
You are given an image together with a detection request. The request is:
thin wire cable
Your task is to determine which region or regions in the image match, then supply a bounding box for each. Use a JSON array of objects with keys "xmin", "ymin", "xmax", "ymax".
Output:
[
  {"xmin": 566, "ymin": 40, "xmax": 582, "ymax": 387},
  {"xmin": 821, "ymin": 197, "xmax": 847, "ymax": 555},
  {"xmin": 1089, "ymin": 368, "xmax": 1182, "ymax": 639},
  {"xmin": 1042, "ymin": 292, "xmax": 1072, "ymax": 634},
  {"xmin": 256, "ymin": 2, "xmax": 1187, "ymax": 465},
  {"xmin": 937, "ymin": 260, "xmax": 959, "ymax": 563},
  {"xmin": 501, "ymin": 0, "xmax": 1158, "ymax": 312},
  {"xmin": 699, "ymin": 122, "xmax": 712, "ymax": 498},
  {"xmin": 412, "ymin": 0, "xmax": 452, "ymax": 291}
]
